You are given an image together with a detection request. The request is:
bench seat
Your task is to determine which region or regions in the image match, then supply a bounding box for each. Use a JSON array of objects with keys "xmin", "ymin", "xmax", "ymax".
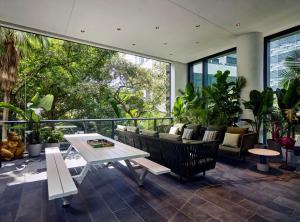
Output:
[
  {"xmin": 130, "ymin": 157, "xmax": 170, "ymax": 175},
  {"xmin": 45, "ymin": 147, "xmax": 78, "ymax": 200}
]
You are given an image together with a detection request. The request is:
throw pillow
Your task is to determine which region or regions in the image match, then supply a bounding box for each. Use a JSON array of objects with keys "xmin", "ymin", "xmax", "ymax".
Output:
[
  {"xmin": 182, "ymin": 128, "xmax": 194, "ymax": 140},
  {"xmin": 174, "ymin": 123, "xmax": 185, "ymax": 134},
  {"xmin": 169, "ymin": 126, "xmax": 179, "ymax": 135},
  {"xmin": 127, "ymin": 126, "xmax": 139, "ymax": 134},
  {"xmin": 202, "ymin": 130, "xmax": 218, "ymax": 141},
  {"xmin": 186, "ymin": 124, "xmax": 201, "ymax": 138},
  {"xmin": 227, "ymin": 127, "xmax": 248, "ymax": 135},
  {"xmin": 159, "ymin": 133, "xmax": 182, "ymax": 141},
  {"xmin": 116, "ymin": 125, "xmax": 127, "ymax": 131},
  {"xmin": 141, "ymin": 129, "xmax": 158, "ymax": 137},
  {"xmin": 222, "ymin": 133, "xmax": 240, "ymax": 148}
]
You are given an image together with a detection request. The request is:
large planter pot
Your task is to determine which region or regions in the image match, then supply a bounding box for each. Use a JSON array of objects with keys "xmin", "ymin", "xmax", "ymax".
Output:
[
  {"xmin": 281, "ymin": 147, "xmax": 295, "ymax": 165},
  {"xmin": 44, "ymin": 143, "xmax": 60, "ymax": 148},
  {"xmin": 27, "ymin": 144, "xmax": 42, "ymax": 157}
]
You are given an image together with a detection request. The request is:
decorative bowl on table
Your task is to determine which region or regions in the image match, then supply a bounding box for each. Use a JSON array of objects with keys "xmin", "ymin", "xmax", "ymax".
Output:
[{"xmin": 87, "ymin": 139, "xmax": 114, "ymax": 148}]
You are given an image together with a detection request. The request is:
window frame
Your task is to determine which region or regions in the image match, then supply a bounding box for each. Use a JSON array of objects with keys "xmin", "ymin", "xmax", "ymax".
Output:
[{"xmin": 188, "ymin": 47, "xmax": 237, "ymax": 88}]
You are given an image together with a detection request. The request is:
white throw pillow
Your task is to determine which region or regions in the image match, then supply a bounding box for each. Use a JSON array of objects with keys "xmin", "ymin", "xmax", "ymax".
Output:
[
  {"xmin": 116, "ymin": 125, "xmax": 127, "ymax": 131},
  {"xmin": 169, "ymin": 126, "xmax": 179, "ymax": 135},
  {"xmin": 202, "ymin": 130, "xmax": 218, "ymax": 141},
  {"xmin": 182, "ymin": 128, "xmax": 194, "ymax": 140},
  {"xmin": 222, "ymin": 133, "xmax": 240, "ymax": 148},
  {"xmin": 174, "ymin": 123, "xmax": 185, "ymax": 133}
]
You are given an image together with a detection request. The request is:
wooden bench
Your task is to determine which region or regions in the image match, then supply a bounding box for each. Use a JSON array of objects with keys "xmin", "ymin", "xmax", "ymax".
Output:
[
  {"xmin": 45, "ymin": 147, "xmax": 78, "ymax": 206},
  {"xmin": 125, "ymin": 157, "xmax": 170, "ymax": 186}
]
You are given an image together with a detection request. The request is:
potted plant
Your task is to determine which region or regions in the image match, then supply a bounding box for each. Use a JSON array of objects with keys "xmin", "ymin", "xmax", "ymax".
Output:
[
  {"xmin": 243, "ymin": 87, "xmax": 274, "ymax": 137},
  {"xmin": 42, "ymin": 129, "xmax": 64, "ymax": 148},
  {"xmin": 0, "ymin": 92, "xmax": 54, "ymax": 157}
]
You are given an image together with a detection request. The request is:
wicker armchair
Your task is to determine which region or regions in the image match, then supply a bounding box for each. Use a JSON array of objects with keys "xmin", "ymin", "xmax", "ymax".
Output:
[{"xmin": 219, "ymin": 132, "xmax": 258, "ymax": 159}]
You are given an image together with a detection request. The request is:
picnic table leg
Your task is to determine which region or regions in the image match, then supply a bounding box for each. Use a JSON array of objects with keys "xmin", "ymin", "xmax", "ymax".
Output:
[
  {"xmin": 63, "ymin": 144, "xmax": 73, "ymax": 159},
  {"xmin": 73, "ymin": 163, "xmax": 90, "ymax": 185},
  {"xmin": 125, "ymin": 160, "xmax": 148, "ymax": 186}
]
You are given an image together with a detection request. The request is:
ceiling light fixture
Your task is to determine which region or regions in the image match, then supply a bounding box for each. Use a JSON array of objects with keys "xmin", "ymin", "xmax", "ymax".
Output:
[
  {"xmin": 235, "ymin": 23, "xmax": 240, "ymax": 27},
  {"xmin": 163, "ymin": 43, "xmax": 167, "ymax": 45},
  {"xmin": 116, "ymin": 28, "xmax": 122, "ymax": 31},
  {"xmin": 80, "ymin": 29, "xmax": 85, "ymax": 33},
  {"xmin": 169, "ymin": 53, "xmax": 173, "ymax": 55},
  {"xmin": 132, "ymin": 43, "xmax": 136, "ymax": 46},
  {"xmin": 155, "ymin": 26, "xmax": 160, "ymax": 30},
  {"xmin": 195, "ymin": 41, "xmax": 199, "ymax": 44},
  {"xmin": 195, "ymin": 25, "xmax": 201, "ymax": 28}
]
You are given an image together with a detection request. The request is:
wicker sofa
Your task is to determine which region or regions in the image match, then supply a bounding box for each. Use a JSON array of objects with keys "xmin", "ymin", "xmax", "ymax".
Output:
[{"xmin": 116, "ymin": 130, "xmax": 218, "ymax": 180}]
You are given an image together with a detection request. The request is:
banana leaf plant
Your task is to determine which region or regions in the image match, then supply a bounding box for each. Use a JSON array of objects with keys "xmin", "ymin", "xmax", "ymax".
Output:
[
  {"xmin": 275, "ymin": 78, "xmax": 300, "ymax": 137},
  {"xmin": 243, "ymin": 87, "xmax": 274, "ymax": 134},
  {"xmin": 0, "ymin": 92, "xmax": 54, "ymax": 143}
]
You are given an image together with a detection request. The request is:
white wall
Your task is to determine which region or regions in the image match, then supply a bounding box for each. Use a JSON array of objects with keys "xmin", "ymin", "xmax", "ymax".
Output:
[{"xmin": 170, "ymin": 62, "xmax": 188, "ymax": 109}]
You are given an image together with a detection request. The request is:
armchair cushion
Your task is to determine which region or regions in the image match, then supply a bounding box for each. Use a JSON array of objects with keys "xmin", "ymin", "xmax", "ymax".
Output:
[
  {"xmin": 219, "ymin": 145, "xmax": 240, "ymax": 153},
  {"xmin": 169, "ymin": 126, "xmax": 179, "ymax": 135},
  {"xmin": 186, "ymin": 124, "xmax": 201, "ymax": 139},
  {"xmin": 116, "ymin": 125, "xmax": 127, "ymax": 131},
  {"xmin": 173, "ymin": 123, "xmax": 185, "ymax": 134},
  {"xmin": 222, "ymin": 133, "xmax": 240, "ymax": 148},
  {"xmin": 203, "ymin": 130, "xmax": 218, "ymax": 142}
]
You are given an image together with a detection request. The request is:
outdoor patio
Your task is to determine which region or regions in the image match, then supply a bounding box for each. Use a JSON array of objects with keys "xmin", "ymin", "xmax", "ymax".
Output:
[{"xmin": 1, "ymin": 152, "xmax": 300, "ymax": 222}]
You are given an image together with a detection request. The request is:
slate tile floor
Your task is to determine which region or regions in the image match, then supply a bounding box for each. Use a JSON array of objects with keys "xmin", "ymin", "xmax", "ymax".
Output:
[{"xmin": 0, "ymin": 152, "xmax": 300, "ymax": 222}]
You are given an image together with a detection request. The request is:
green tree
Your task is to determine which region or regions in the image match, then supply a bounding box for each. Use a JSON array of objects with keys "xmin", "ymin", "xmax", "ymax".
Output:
[{"xmin": 0, "ymin": 27, "xmax": 47, "ymax": 139}]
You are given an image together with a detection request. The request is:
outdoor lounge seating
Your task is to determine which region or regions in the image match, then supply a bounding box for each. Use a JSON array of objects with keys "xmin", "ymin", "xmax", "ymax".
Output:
[{"xmin": 116, "ymin": 129, "xmax": 218, "ymax": 179}]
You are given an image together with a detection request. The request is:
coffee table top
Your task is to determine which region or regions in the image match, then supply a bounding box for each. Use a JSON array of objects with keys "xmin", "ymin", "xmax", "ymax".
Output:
[{"xmin": 248, "ymin": 148, "xmax": 280, "ymax": 156}]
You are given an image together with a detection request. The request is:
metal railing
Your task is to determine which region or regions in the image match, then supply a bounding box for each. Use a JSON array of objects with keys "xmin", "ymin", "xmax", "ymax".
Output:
[{"xmin": 1, "ymin": 117, "xmax": 173, "ymax": 143}]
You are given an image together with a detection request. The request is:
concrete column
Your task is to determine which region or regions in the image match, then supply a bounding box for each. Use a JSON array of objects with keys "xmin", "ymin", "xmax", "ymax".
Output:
[
  {"xmin": 170, "ymin": 62, "xmax": 188, "ymax": 109},
  {"xmin": 237, "ymin": 32, "xmax": 264, "ymax": 119}
]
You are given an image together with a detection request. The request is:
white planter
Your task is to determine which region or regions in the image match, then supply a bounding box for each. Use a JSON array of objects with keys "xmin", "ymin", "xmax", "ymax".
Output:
[
  {"xmin": 27, "ymin": 144, "xmax": 42, "ymax": 157},
  {"xmin": 281, "ymin": 147, "xmax": 295, "ymax": 166},
  {"xmin": 44, "ymin": 143, "xmax": 60, "ymax": 148}
]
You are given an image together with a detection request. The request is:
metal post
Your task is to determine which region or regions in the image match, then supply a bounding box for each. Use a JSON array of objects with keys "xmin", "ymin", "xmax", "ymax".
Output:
[
  {"xmin": 111, "ymin": 120, "xmax": 115, "ymax": 139},
  {"xmin": 154, "ymin": 119, "xmax": 157, "ymax": 131},
  {"xmin": 134, "ymin": 119, "xmax": 138, "ymax": 127}
]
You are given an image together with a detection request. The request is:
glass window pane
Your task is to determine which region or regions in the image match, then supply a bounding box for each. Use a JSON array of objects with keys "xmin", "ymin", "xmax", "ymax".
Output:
[
  {"xmin": 207, "ymin": 52, "xmax": 237, "ymax": 85},
  {"xmin": 268, "ymin": 30, "xmax": 300, "ymax": 90},
  {"xmin": 191, "ymin": 62, "xmax": 203, "ymax": 90}
]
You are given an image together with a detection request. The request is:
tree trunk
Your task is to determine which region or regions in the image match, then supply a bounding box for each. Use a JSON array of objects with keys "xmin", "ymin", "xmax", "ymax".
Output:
[{"xmin": 2, "ymin": 91, "xmax": 10, "ymax": 141}]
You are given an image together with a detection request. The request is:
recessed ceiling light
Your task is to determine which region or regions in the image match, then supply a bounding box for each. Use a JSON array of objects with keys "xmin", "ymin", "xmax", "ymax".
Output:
[
  {"xmin": 132, "ymin": 43, "xmax": 136, "ymax": 46},
  {"xmin": 169, "ymin": 53, "xmax": 173, "ymax": 55},
  {"xmin": 116, "ymin": 28, "xmax": 122, "ymax": 31},
  {"xmin": 163, "ymin": 43, "xmax": 167, "ymax": 45},
  {"xmin": 195, "ymin": 25, "xmax": 201, "ymax": 28},
  {"xmin": 235, "ymin": 23, "xmax": 240, "ymax": 27},
  {"xmin": 80, "ymin": 29, "xmax": 85, "ymax": 33},
  {"xmin": 195, "ymin": 41, "xmax": 199, "ymax": 44},
  {"xmin": 155, "ymin": 26, "xmax": 160, "ymax": 30}
]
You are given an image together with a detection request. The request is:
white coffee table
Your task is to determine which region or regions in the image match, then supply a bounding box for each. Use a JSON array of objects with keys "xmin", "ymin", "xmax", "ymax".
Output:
[{"xmin": 248, "ymin": 148, "xmax": 280, "ymax": 172}]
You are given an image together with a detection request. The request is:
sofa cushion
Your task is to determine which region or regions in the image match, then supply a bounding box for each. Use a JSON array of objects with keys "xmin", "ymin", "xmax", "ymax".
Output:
[
  {"xmin": 186, "ymin": 124, "xmax": 201, "ymax": 138},
  {"xmin": 227, "ymin": 127, "xmax": 248, "ymax": 134},
  {"xmin": 159, "ymin": 133, "xmax": 182, "ymax": 141},
  {"xmin": 127, "ymin": 126, "xmax": 139, "ymax": 134},
  {"xmin": 174, "ymin": 123, "xmax": 185, "ymax": 134},
  {"xmin": 222, "ymin": 133, "xmax": 240, "ymax": 148},
  {"xmin": 116, "ymin": 125, "xmax": 127, "ymax": 131},
  {"xmin": 182, "ymin": 128, "xmax": 194, "ymax": 139},
  {"xmin": 203, "ymin": 130, "xmax": 218, "ymax": 141},
  {"xmin": 169, "ymin": 126, "xmax": 179, "ymax": 135},
  {"xmin": 141, "ymin": 129, "xmax": 158, "ymax": 137},
  {"xmin": 182, "ymin": 139, "xmax": 205, "ymax": 144},
  {"xmin": 219, "ymin": 144, "xmax": 240, "ymax": 153},
  {"xmin": 207, "ymin": 125, "xmax": 227, "ymax": 142}
]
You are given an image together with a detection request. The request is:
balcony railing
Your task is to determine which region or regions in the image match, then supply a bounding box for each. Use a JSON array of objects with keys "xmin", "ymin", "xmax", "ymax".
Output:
[{"xmin": 0, "ymin": 117, "xmax": 173, "ymax": 148}]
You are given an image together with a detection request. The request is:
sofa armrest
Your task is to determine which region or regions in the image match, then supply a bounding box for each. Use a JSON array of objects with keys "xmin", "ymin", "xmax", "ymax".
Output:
[{"xmin": 240, "ymin": 132, "xmax": 258, "ymax": 155}]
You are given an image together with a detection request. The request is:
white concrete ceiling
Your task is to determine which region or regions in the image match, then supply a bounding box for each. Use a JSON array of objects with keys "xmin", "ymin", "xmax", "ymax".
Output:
[{"xmin": 0, "ymin": 0, "xmax": 299, "ymax": 63}]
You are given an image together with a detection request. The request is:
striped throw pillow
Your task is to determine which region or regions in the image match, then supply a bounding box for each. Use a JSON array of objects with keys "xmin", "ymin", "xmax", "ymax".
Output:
[
  {"xmin": 203, "ymin": 130, "xmax": 218, "ymax": 141},
  {"xmin": 182, "ymin": 128, "xmax": 194, "ymax": 140}
]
